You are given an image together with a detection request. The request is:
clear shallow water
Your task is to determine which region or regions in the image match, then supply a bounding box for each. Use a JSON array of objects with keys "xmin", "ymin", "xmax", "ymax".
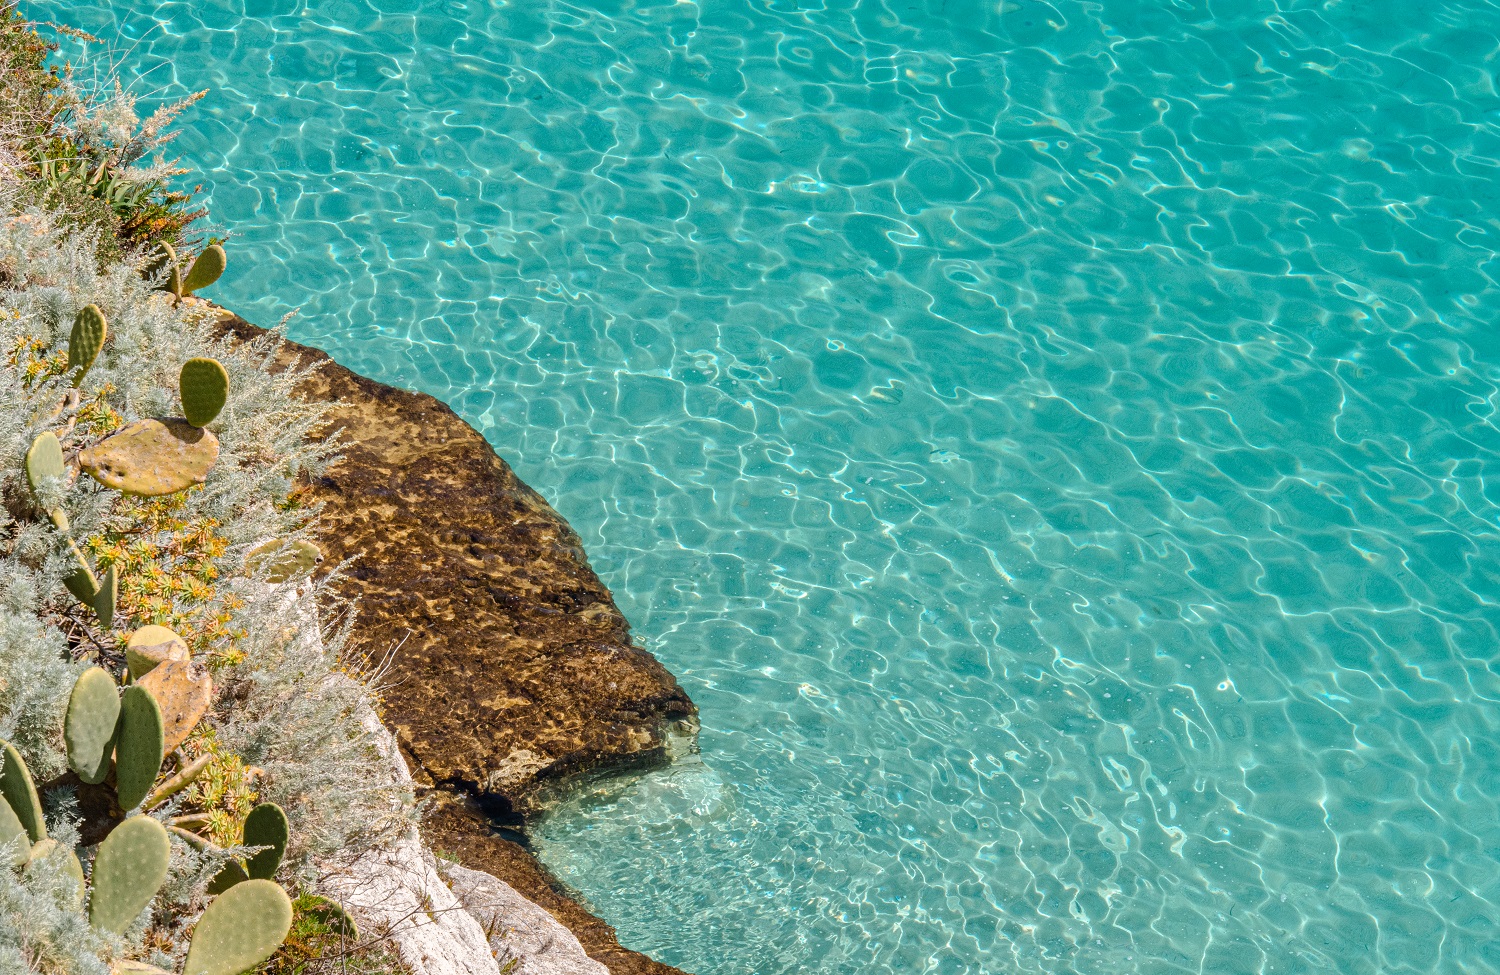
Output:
[{"xmin": 34, "ymin": 1, "xmax": 1500, "ymax": 972}]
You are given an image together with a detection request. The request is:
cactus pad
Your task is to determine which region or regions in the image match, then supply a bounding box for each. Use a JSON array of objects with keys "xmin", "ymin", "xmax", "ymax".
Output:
[
  {"xmin": 79, "ymin": 418, "xmax": 220, "ymax": 496},
  {"xmin": 63, "ymin": 540, "xmax": 99, "ymax": 605},
  {"xmin": 0, "ymin": 795, "xmax": 27, "ymax": 867},
  {"xmin": 0, "ymin": 741, "xmax": 45, "ymax": 843},
  {"xmin": 92, "ymin": 561, "xmax": 117, "ymax": 629},
  {"xmin": 181, "ymin": 244, "xmax": 227, "ymax": 296},
  {"xmin": 246, "ymin": 539, "xmax": 323, "ymax": 583},
  {"xmin": 69, "ymin": 304, "xmax": 108, "ymax": 383},
  {"xmin": 126, "ymin": 625, "xmax": 190, "ymax": 680},
  {"xmin": 180, "ymin": 357, "xmax": 229, "ymax": 428},
  {"xmin": 24, "ymin": 432, "xmax": 68, "ymax": 531},
  {"xmin": 182, "ymin": 879, "xmax": 293, "ymax": 975},
  {"xmin": 136, "ymin": 658, "xmax": 213, "ymax": 754},
  {"xmin": 242, "ymin": 802, "xmax": 289, "ymax": 880},
  {"xmin": 89, "ymin": 815, "xmax": 171, "ymax": 934},
  {"xmin": 149, "ymin": 241, "xmax": 182, "ymax": 298},
  {"xmin": 66, "ymin": 667, "xmax": 119, "ymax": 784},
  {"xmin": 28, "ymin": 838, "xmax": 85, "ymax": 906},
  {"xmin": 303, "ymin": 895, "xmax": 359, "ymax": 939},
  {"xmin": 114, "ymin": 685, "xmax": 165, "ymax": 811}
]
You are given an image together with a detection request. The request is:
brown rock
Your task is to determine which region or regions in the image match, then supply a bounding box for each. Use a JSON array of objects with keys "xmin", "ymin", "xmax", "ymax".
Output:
[{"xmin": 213, "ymin": 309, "xmax": 695, "ymax": 975}]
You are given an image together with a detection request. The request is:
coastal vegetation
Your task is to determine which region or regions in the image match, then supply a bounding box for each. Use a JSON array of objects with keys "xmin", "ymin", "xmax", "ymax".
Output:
[{"xmin": 0, "ymin": 7, "xmax": 409, "ymax": 973}]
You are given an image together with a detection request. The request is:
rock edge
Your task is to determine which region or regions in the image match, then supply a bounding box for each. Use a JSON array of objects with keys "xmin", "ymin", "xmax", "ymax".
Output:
[{"xmin": 213, "ymin": 308, "xmax": 693, "ymax": 975}]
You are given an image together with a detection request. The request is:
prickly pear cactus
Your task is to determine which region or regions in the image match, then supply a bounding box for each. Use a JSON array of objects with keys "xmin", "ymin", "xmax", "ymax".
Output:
[
  {"xmin": 180, "ymin": 357, "xmax": 229, "ymax": 428},
  {"xmin": 0, "ymin": 797, "xmax": 26, "ymax": 867},
  {"xmin": 24, "ymin": 432, "xmax": 68, "ymax": 531},
  {"xmin": 66, "ymin": 666, "xmax": 119, "ymax": 784},
  {"xmin": 182, "ymin": 878, "xmax": 293, "ymax": 975},
  {"xmin": 92, "ymin": 561, "xmax": 117, "ymax": 629},
  {"xmin": 303, "ymin": 894, "xmax": 358, "ymax": 938},
  {"xmin": 242, "ymin": 802, "xmax": 288, "ymax": 880},
  {"xmin": 126, "ymin": 624, "xmax": 190, "ymax": 680},
  {"xmin": 88, "ymin": 815, "xmax": 171, "ymax": 934},
  {"xmin": 245, "ymin": 539, "xmax": 323, "ymax": 583},
  {"xmin": 208, "ymin": 801, "xmax": 287, "ymax": 894},
  {"xmin": 150, "ymin": 241, "xmax": 183, "ymax": 298},
  {"xmin": 0, "ymin": 741, "xmax": 45, "ymax": 843},
  {"xmin": 69, "ymin": 304, "xmax": 108, "ymax": 384},
  {"xmin": 79, "ymin": 417, "xmax": 220, "ymax": 496},
  {"xmin": 136, "ymin": 657, "xmax": 212, "ymax": 754},
  {"xmin": 114, "ymin": 685, "xmax": 165, "ymax": 811},
  {"xmin": 28, "ymin": 838, "xmax": 85, "ymax": 908},
  {"xmin": 181, "ymin": 244, "xmax": 226, "ymax": 296},
  {"xmin": 62, "ymin": 539, "xmax": 99, "ymax": 605}
]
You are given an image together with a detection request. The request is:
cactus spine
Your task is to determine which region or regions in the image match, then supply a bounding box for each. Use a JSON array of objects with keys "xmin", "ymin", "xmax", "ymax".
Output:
[
  {"xmin": 114, "ymin": 685, "xmax": 165, "ymax": 811},
  {"xmin": 181, "ymin": 878, "xmax": 293, "ymax": 975},
  {"xmin": 68, "ymin": 304, "xmax": 107, "ymax": 384},
  {"xmin": 65, "ymin": 666, "xmax": 119, "ymax": 784},
  {"xmin": 88, "ymin": 814, "xmax": 171, "ymax": 934},
  {"xmin": 180, "ymin": 357, "xmax": 229, "ymax": 428}
]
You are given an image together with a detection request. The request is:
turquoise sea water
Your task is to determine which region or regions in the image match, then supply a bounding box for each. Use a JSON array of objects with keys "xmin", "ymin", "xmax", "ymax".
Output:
[{"xmin": 35, "ymin": 1, "xmax": 1500, "ymax": 972}]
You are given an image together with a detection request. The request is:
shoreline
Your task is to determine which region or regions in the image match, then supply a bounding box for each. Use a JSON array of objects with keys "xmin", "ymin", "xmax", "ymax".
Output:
[{"xmin": 213, "ymin": 307, "xmax": 695, "ymax": 975}]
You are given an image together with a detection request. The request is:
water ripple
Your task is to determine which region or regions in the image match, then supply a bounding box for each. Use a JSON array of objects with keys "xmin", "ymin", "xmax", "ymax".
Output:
[{"xmin": 32, "ymin": 0, "xmax": 1500, "ymax": 972}]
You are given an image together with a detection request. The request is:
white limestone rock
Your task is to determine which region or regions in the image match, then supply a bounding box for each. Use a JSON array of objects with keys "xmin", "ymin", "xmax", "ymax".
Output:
[
  {"xmin": 318, "ymin": 711, "xmax": 502, "ymax": 975},
  {"xmin": 441, "ymin": 863, "xmax": 608, "ymax": 975}
]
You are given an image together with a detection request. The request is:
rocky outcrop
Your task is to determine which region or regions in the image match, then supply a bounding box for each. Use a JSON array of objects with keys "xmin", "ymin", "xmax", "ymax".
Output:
[
  {"xmin": 443, "ymin": 864, "xmax": 608, "ymax": 975},
  {"xmin": 212, "ymin": 309, "xmax": 693, "ymax": 975}
]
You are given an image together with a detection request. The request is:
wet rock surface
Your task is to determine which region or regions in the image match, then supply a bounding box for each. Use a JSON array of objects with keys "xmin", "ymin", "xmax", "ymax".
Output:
[{"xmin": 214, "ymin": 309, "xmax": 693, "ymax": 975}]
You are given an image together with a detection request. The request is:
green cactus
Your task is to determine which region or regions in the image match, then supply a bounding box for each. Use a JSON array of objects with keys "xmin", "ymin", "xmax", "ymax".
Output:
[
  {"xmin": 28, "ymin": 838, "xmax": 85, "ymax": 906},
  {"xmin": 66, "ymin": 666, "xmax": 120, "ymax": 784},
  {"xmin": 303, "ymin": 894, "xmax": 359, "ymax": 939},
  {"xmin": 79, "ymin": 417, "xmax": 221, "ymax": 496},
  {"xmin": 0, "ymin": 741, "xmax": 45, "ymax": 843},
  {"xmin": 180, "ymin": 357, "xmax": 229, "ymax": 428},
  {"xmin": 242, "ymin": 802, "xmax": 288, "ymax": 880},
  {"xmin": 181, "ymin": 878, "xmax": 293, "ymax": 975},
  {"xmin": 181, "ymin": 244, "xmax": 226, "ymax": 296},
  {"xmin": 150, "ymin": 241, "xmax": 183, "ymax": 298},
  {"xmin": 92, "ymin": 561, "xmax": 117, "ymax": 629},
  {"xmin": 24, "ymin": 432, "xmax": 68, "ymax": 531},
  {"xmin": 208, "ymin": 801, "xmax": 287, "ymax": 894},
  {"xmin": 0, "ymin": 790, "xmax": 27, "ymax": 867},
  {"xmin": 63, "ymin": 539, "xmax": 99, "ymax": 605},
  {"xmin": 88, "ymin": 814, "xmax": 171, "ymax": 934},
  {"xmin": 115, "ymin": 685, "xmax": 165, "ymax": 811},
  {"xmin": 126, "ymin": 624, "xmax": 190, "ymax": 680},
  {"xmin": 245, "ymin": 539, "xmax": 323, "ymax": 583},
  {"xmin": 69, "ymin": 304, "xmax": 108, "ymax": 384}
]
